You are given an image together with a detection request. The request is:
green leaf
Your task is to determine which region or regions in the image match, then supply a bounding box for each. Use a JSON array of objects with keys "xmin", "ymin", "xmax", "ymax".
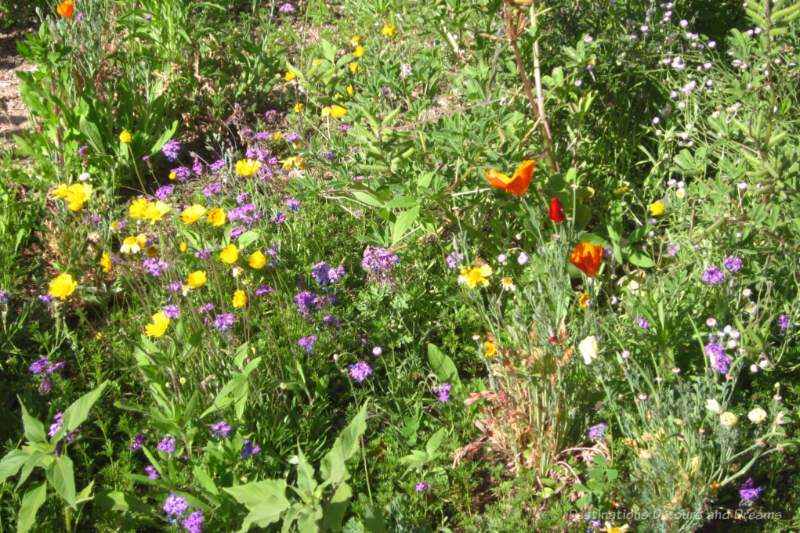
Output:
[
  {"xmin": 323, "ymin": 482, "xmax": 352, "ymax": 531},
  {"xmin": 193, "ymin": 466, "xmax": 219, "ymax": 496},
  {"xmin": 427, "ymin": 344, "xmax": 461, "ymax": 386},
  {"xmin": 18, "ymin": 398, "xmax": 46, "ymax": 443},
  {"xmin": 46, "ymin": 455, "xmax": 76, "ymax": 507},
  {"xmin": 363, "ymin": 502, "xmax": 386, "ymax": 533},
  {"xmin": 61, "ymin": 381, "xmax": 109, "ymax": 434},
  {"xmin": 391, "ymin": 206, "xmax": 419, "ymax": 245},
  {"xmin": 320, "ymin": 403, "xmax": 368, "ymax": 486},
  {"xmin": 237, "ymin": 230, "xmax": 260, "ymax": 250},
  {"xmin": 225, "ymin": 479, "xmax": 289, "ymax": 532},
  {"xmin": 17, "ymin": 481, "xmax": 47, "ymax": 533},
  {"xmin": 95, "ymin": 490, "xmax": 151, "ymax": 513},
  {"xmin": 351, "ymin": 190, "xmax": 385, "ymax": 208},
  {"xmin": 628, "ymin": 251, "xmax": 655, "ymax": 268},
  {"xmin": 148, "ymin": 120, "xmax": 179, "ymax": 156},
  {"xmin": 425, "ymin": 428, "xmax": 446, "ymax": 456},
  {"xmin": 0, "ymin": 449, "xmax": 29, "ymax": 484}
]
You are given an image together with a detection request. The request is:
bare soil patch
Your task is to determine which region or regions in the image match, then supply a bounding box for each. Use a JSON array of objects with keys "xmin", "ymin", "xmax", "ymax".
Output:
[{"xmin": 0, "ymin": 27, "xmax": 35, "ymax": 147}]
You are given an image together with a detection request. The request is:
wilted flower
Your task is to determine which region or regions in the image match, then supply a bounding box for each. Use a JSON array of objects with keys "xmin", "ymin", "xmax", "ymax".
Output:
[{"xmin": 579, "ymin": 336, "xmax": 599, "ymax": 365}]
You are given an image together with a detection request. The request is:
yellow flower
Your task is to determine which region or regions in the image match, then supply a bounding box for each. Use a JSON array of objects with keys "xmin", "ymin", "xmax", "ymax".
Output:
[
  {"xmin": 181, "ymin": 204, "xmax": 207, "ymax": 224},
  {"xmin": 330, "ymin": 105, "xmax": 347, "ymax": 118},
  {"xmin": 110, "ymin": 220, "xmax": 122, "ymax": 232},
  {"xmin": 219, "ymin": 243, "xmax": 239, "ymax": 264},
  {"xmin": 600, "ymin": 523, "xmax": 630, "ymax": 533},
  {"xmin": 349, "ymin": 62, "xmax": 361, "ymax": 74},
  {"xmin": 381, "ymin": 24, "xmax": 395, "ymax": 37},
  {"xmin": 249, "ymin": 250, "xmax": 267, "ymax": 269},
  {"xmin": 119, "ymin": 130, "xmax": 132, "ymax": 143},
  {"xmin": 179, "ymin": 377, "xmax": 186, "ymax": 385},
  {"xmin": 273, "ymin": 132, "xmax": 282, "ymax": 141},
  {"xmin": 321, "ymin": 106, "xmax": 331, "ymax": 118},
  {"xmin": 235, "ymin": 159, "xmax": 262, "ymax": 177},
  {"xmin": 459, "ymin": 264, "xmax": 493, "ymax": 288},
  {"xmin": 579, "ymin": 292, "xmax": 591, "ymax": 308},
  {"xmin": 168, "ymin": 171, "xmax": 177, "ymax": 180},
  {"xmin": 353, "ymin": 45, "xmax": 365, "ymax": 58},
  {"xmin": 145, "ymin": 311, "xmax": 170, "ymax": 338},
  {"xmin": 129, "ymin": 198, "xmax": 148, "ymax": 218},
  {"xmin": 207, "ymin": 208, "xmax": 227, "ymax": 227},
  {"xmin": 120, "ymin": 235, "xmax": 144, "ymax": 254},
  {"xmin": 232, "ymin": 289, "xmax": 247, "ymax": 308},
  {"xmin": 52, "ymin": 183, "xmax": 92, "ymax": 211},
  {"xmin": 281, "ymin": 156, "xmax": 304, "ymax": 169},
  {"xmin": 350, "ymin": 35, "xmax": 360, "ymax": 46},
  {"xmin": 501, "ymin": 277, "xmax": 515, "ymax": 291},
  {"xmin": 179, "ymin": 242, "xmax": 187, "ymax": 252},
  {"xmin": 100, "ymin": 253, "xmax": 112, "ymax": 273},
  {"xmin": 294, "ymin": 102, "xmax": 305, "ymax": 112},
  {"xmin": 649, "ymin": 201, "xmax": 665, "ymax": 216},
  {"xmin": 613, "ymin": 186, "xmax": 628, "ymax": 195},
  {"xmin": 285, "ymin": 70, "xmax": 296, "ymax": 82},
  {"xmin": 48, "ymin": 273, "xmax": 77, "ymax": 300},
  {"xmin": 187, "ymin": 270, "xmax": 207, "ymax": 288},
  {"xmin": 145, "ymin": 201, "xmax": 170, "ymax": 222},
  {"xmin": 346, "ymin": 84, "xmax": 354, "ymax": 97},
  {"xmin": 312, "ymin": 59, "xmax": 322, "ymax": 66},
  {"xmin": 483, "ymin": 341, "xmax": 497, "ymax": 358}
]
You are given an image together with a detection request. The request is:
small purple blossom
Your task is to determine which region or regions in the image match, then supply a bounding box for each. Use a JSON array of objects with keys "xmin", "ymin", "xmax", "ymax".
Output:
[
  {"xmin": 192, "ymin": 157, "xmax": 204, "ymax": 176},
  {"xmin": 211, "ymin": 421, "xmax": 232, "ymax": 438},
  {"xmin": 298, "ymin": 335, "xmax": 318, "ymax": 353},
  {"xmin": 588, "ymin": 423, "xmax": 608, "ymax": 439},
  {"xmin": 157, "ymin": 436, "xmax": 176, "ymax": 454},
  {"xmin": 198, "ymin": 303, "xmax": 214, "ymax": 314},
  {"xmin": 145, "ymin": 465, "xmax": 159, "ymax": 480},
  {"xmin": 210, "ymin": 159, "xmax": 226, "ymax": 172},
  {"xmin": 162, "ymin": 305, "xmax": 180, "ymax": 319},
  {"xmin": 279, "ymin": 3, "xmax": 295, "ymax": 13},
  {"xmin": 723, "ymin": 256, "xmax": 742, "ymax": 272},
  {"xmin": 30, "ymin": 357, "xmax": 50, "ymax": 375},
  {"xmin": 271, "ymin": 211, "xmax": 286, "ymax": 224},
  {"xmin": 637, "ymin": 317, "xmax": 649, "ymax": 329},
  {"xmin": 705, "ymin": 343, "xmax": 731, "ymax": 374},
  {"xmin": 323, "ymin": 314, "xmax": 341, "ymax": 328},
  {"xmin": 167, "ymin": 280, "xmax": 183, "ymax": 292},
  {"xmin": 433, "ymin": 383, "xmax": 451, "ymax": 403},
  {"xmin": 48, "ymin": 412, "xmax": 63, "ymax": 438},
  {"xmin": 162, "ymin": 140, "xmax": 181, "ymax": 161},
  {"xmin": 228, "ymin": 226, "xmax": 246, "ymax": 239},
  {"xmin": 241, "ymin": 439, "xmax": 261, "ymax": 459},
  {"xmin": 446, "ymin": 251, "xmax": 464, "ymax": 269},
  {"xmin": 143, "ymin": 257, "xmax": 169, "ymax": 277},
  {"xmin": 213, "ymin": 313, "xmax": 235, "ymax": 332},
  {"xmin": 702, "ymin": 267, "xmax": 725, "ymax": 285},
  {"xmin": 171, "ymin": 166, "xmax": 191, "ymax": 182},
  {"xmin": 285, "ymin": 198, "xmax": 301, "ymax": 211},
  {"xmin": 202, "ymin": 181, "xmax": 222, "ymax": 198},
  {"xmin": 311, "ymin": 262, "xmax": 346, "ymax": 286},
  {"xmin": 154, "ymin": 185, "xmax": 174, "ymax": 201},
  {"xmin": 415, "ymin": 481, "xmax": 430, "ymax": 492},
  {"xmin": 39, "ymin": 294, "xmax": 55, "ymax": 304},
  {"xmin": 183, "ymin": 510, "xmax": 204, "ymax": 533},
  {"xmin": 255, "ymin": 285, "xmax": 274, "ymax": 296},
  {"xmin": 777, "ymin": 314, "xmax": 790, "ymax": 330},
  {"xmin": 129, "ymin": 434, "xmax": 146, "ymax": 451},
  {"xmin": 739, "ymin": 478, "xmax": 763, "ymax": 502},
  {"xmin": 163, "ymin": 493, "xmax": 189, "ymax": 517},
  {"xmin": 284, "ymin": 132, "xmax": 300, "ymax": 143},
  {"xmin": 349, "ymin": 361, "xmax": 373, "ymax": 382},
  {"xmin": 0, "ymin": 290, "xmax": 8, "ymax": 304}
]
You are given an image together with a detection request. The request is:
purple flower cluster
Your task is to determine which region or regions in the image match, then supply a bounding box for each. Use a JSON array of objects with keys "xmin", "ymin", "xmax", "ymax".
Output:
[
  {"xmin": 228, "ymin": 203, "xmax": 263, "ymax": 226},
  {"xmin": 48, "ymin": 412, "xmax": 63, "ymax": 438},
  {"xmin": 129, "ymin": 434, "xmax": 146, "ymax": 451},
  {"xmin": 213, "ymin": 313, "xmax": 235, "ymax": 332},
  {"xmin": 415, "ymin": 481, "xmax": 430, "ymax": 492},
  {"xmin": 163, "ymin": 493, "xmax": 189, "ymax": 517},
  {"xmin": 143, "ymin": 257, "xmax": 169, "ymax": 277},
  {"xmin": 362, "ymin": 247, "xmax": 400, "ymax": 283},
  {"xmin": 298, "ymin": 335, "xmax": 318, "ymax": 353},
  {"xmin": 433, "ymin": 383, "xmax": 451, "ymax": 402},
  {"xmin": 294, "ymin": 291, "xmax": 337, "ymax": 319},
  {"xmin": 323, "ymin": 314, "xmax": 341, "ymax": 328},
  {"xmin": 723, "ymin": 255, "xmax": 742, "ymax": 272},
  {"xmin": 255, "ymin": 285, "xmax": 274, "ymax": 296},
  {"xmin": 285, "ymin": 198, "xmax": 301, "ymax": 211},
  {"xmin": 702, "ymin": 267, "xmax": 725, "ymax": 285},
  {"xmin": 588, "ymin": 423, "xmax": 608, "ymax": 439},
  {"xmin": 172, "ymin": 166, "xmax": 191, "ymax": 182},
  {"xmin": 777, "ymin": 314, "xmax": 791, "ymax": 330},
  {"xmin": 349, "ymin": 361, "xmax": 373, "ymax": 382},
  {"xmin": 145, "ymin": 465, "xmax": 159, "ymax": 479},
  {"xmin": 211, "ymin": 421, "xmax": 232, "ymax": 438},
  {"xmin": 192, "ymin": 157, "xmax": 204, "ymax": 176},
  {"xmin": 241, "ymin": 439, "xmax": 261, "ymax": 458},
  {"xmin": 183, "ymin": 510, "xmax": 204, "ymax": 533},
  {"xmin": 202, "ymin": 181, "xmax": 223, "ymax": 198},
  {"xmin": 162, "ymin": 140, "xmax": 181, "ymax": 161},
  {"xmin": 705, "ymin": 342, "xmax": 731, "ymax": 374},
  {"xmin": 637, "ymin": 317, "xmax": 649, "ymax": 329},
  {"xmin": 162, "ymin": 305, "xmax": 180, "ymax": 319},
  {"xmin": 739, "ymin": 478, "xmax": 762, "ymax": 502},
  {"xmin": 29, "ymin": 357, "xmax": 65, "ymax": 376},
  {"xmin": 157, "ymin": 436, "xmax": 176, "ymax": 454},
  {"xmin": 311, "ymin": 262, "xmax": 346, "ymax": 286},
  {"xmin": 271, "ymin": 211, "xmax": 286, "ymax": 224},
  {"xmin": 210, "ymin": 159, "xmax": 226, "ymax": 172},
  {"xmin": 154, "ymin": 185, "xmax": 174, "ymax": 201}
]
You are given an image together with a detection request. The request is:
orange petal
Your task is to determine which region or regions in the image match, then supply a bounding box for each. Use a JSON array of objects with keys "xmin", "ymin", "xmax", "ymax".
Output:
[
  {"xmin": 506, "ymin": 160, "xmax": 536, "ymax": 196},
  {"xmin": 484, "ymin": 169, "xmax": 513, "ymax": 190}
]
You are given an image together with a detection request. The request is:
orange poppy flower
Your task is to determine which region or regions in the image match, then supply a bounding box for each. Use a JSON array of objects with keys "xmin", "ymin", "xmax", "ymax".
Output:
[
  {"xmin": 57, "ymin": 0, "xmax": 74, "ymax": 18},
  {"xmin": 484, "ymin": 160, "xmax": 536, "ymax": 196},
  {"xmin": 570, "ymin": 242, "xmax": 603, "ymax": 277}
]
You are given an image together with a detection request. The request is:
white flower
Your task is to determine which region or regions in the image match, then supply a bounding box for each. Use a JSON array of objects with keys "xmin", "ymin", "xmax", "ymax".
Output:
[
  {"xmin": 400, "ymin": 63, "xmax": 412, "ymax": 79},
  {"xmin": 579, "ymin": 336, "xmax": 599, "ymax": 365},
  {"xmin": 706, "ymin": 399, "xmax": 723, "ymax": 414},
  {"xmin": 497, "ymin": 253, "xmax": 507, "ymax": 264},
  {"xmin": 747, "ymin": 407, "xmax": 767, "ymax": 424},
  {"xmin": 720, "ymin": 411, "xmax": 738, "ymax": 427}
]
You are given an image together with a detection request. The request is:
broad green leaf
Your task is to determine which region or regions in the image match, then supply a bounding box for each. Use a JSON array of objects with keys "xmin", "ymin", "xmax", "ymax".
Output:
[
  {"xmin": 323, "ymin": 482, "xmax": 352, "ymax": 531},
  {"xmin": 237, "ymin": 231, "xmax": 260, "ymax": 250},
  {"xmin": 18, "ymin": 398, "xmax": 46, "ymax": 443},
  {"xmin": 17, "ymin": 481, "xmax": 47, "ymax": 533},
  {"xmin": 95, "ymin": 490, "xmax": 151, "ymax": 513},
  {"xmin": 296, "ymin": 505, "xmax": 324, "ymax": 533},
  {"xmin": 427, "ymin": 344, "xmax": 461, "ymax": 386},
  {"xmin": 193, "ymin": 466, "xmax": 219, "ymax": 495},
  {"xmin": 224, "ymin": 478, "xmax": 288, "ymax": 507},
  {"xmin": 75, "ymin": 480, "xmax": 95, "ymax": 504},
  {"xmin": 148, "ymin": 120, "xmax": 179, "ymax": 156},
  {"xmin": 61, "ymin": 381, "xmax": 109, "ymax": 434},
  {"xmin": 0, "ymin": 449, "xmax": 29, "ymax": 483},
  {"xmin": 320, "ymin": 403, "xmax": 368, "ymax": 486},
  {"xmin": 628, "ymin": 252, "xmax": 655, "ymax": 268},
  {"xmin": 391, "ymin": 206, "xmax": 419, "ymax": 245},
  {"xmin": 46, "ymin": 455, "xmax": 76, "ymax": 507},
  {"xmin": 363, "ymin": 502, "xmax": 386, "ymax": 533},
  {"xmin": 294, "ymin": 448, "xmax": 317, "ymax": 496},
  {"xmin": 425, "ymin": 428, "xmax": 446, "ymax": 457},
  {"xmin": 351, "ymin": 190, "xmax": 384, "ymax": 208}
]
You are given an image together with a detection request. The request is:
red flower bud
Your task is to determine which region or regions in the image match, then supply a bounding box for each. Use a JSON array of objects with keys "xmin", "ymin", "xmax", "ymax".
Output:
[{"xmin": 548, "ymin": 197, "xmax": 565, "ymax": 224}]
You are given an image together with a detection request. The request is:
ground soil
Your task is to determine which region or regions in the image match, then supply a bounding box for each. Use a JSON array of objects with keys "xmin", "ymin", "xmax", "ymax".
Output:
[{"xmin": 0, "ymin": 27, "xmax": 34, "ymax": 148}]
